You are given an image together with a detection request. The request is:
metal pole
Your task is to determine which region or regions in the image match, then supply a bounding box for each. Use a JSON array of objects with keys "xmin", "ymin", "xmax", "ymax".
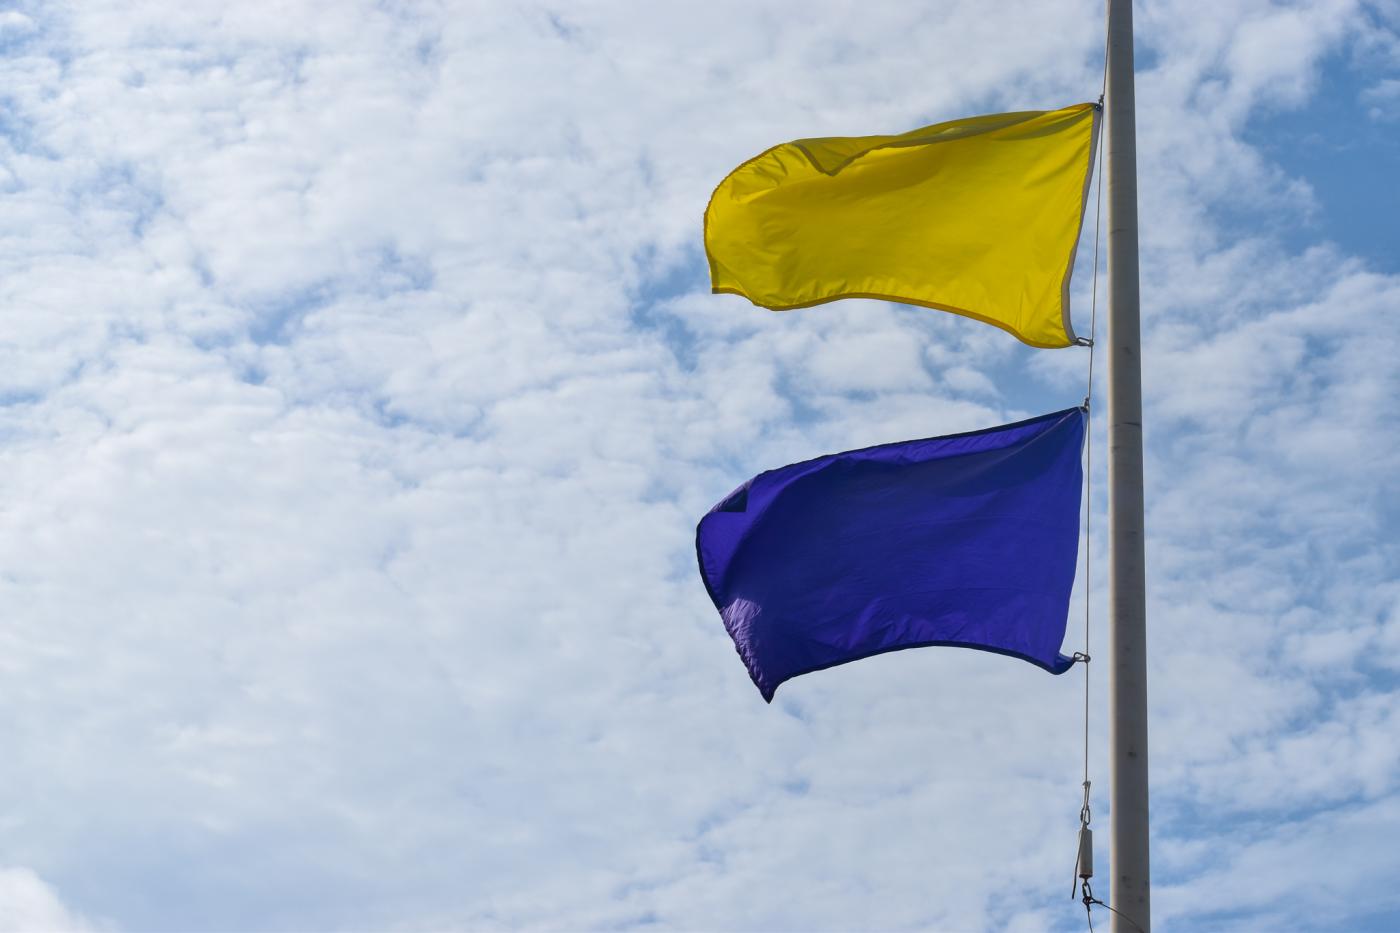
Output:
[{"xmin": 1105, "ymin": 0, "xmax": 1150, "ymax": 929}]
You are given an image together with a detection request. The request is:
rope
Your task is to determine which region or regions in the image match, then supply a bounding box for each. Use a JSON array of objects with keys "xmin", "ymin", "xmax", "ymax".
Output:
[
  {"xmin": 1079, "ymin": 0, "xmax": 1109, "ymax": 804},
  {"xmin": 1081, "ymin": 109, "xmax": 1104, "ymax": 801},
  {"xmin": 1073, "ymin": 14, "xmax": 1112, "ymax": 931},
  {"xmin": 1099, "ymin": 0, "xmax": 1111, "ymax": 101},
  {"xmin": 1081, "ymin": 879, "xmax": 1147, "ymax": 933}
]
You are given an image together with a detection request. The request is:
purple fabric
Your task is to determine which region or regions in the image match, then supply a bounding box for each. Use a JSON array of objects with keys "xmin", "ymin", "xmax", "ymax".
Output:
[{"xmin": 696, "ymin": 408, "xmax": 1084, "ymax": 701}]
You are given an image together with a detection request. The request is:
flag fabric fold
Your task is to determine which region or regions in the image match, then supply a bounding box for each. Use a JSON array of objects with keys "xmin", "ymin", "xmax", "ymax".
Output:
[
  {"xmin": 704, "ymin": 103, "xmax": 1100, "ymax": 349},
  {"xmin": 696, "ymin": 408, "xmax": 1085, "ymax": 701}
]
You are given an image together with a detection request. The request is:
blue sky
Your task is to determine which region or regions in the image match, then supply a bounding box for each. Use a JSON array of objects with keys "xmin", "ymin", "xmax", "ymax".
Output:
[
  {"xmin": 1246, "ymin": 50, "xmax": 1400, "ymax": 271},
  {"xmin": 0, "ymin": 1, "xmax": 1397, "ymax": 931}
]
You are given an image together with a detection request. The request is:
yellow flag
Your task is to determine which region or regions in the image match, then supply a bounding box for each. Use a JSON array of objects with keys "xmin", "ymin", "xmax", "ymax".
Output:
[{"xmin": 704, "ymin": 103, "xmax": 1099, "ymax": 349}]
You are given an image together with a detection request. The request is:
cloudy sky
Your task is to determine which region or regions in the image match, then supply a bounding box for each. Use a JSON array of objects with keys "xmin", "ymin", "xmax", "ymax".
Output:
[{"xmin": 0, "ymin": 0, "xmax": 1397, "ymax": 930}]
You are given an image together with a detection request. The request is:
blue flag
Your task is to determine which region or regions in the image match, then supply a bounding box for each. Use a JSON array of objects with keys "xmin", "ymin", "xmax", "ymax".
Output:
[{"xmin": 696, "ymin": 408, "xmax": 1085, "ymax": 701}]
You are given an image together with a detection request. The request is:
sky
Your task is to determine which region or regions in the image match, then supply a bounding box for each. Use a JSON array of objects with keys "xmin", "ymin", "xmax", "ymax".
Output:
[{"xmin": 0, "ymin": 0, "xmax": 1397, "ymax": 930}]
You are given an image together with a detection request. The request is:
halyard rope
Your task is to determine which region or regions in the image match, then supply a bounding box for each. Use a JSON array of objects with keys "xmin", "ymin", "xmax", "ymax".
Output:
[{"xmin": 1073, "ymin": 10, "xmax": 1113, "ymax": 928}]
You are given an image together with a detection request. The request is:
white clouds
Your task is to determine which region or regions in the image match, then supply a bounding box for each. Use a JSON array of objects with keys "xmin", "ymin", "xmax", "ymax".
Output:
[
  {"xmin": 1361, "ymin": 76, "xmax": 1400, "ymax": 118},
  {"xmin": 0, "ymin": 868, "xmax": 94, "ymax": 933},
  {"xmin": 0, "ymin": 0, "xmax": 1393, "ymax": 930},
  {"xmin": 1156, "ymin": 795, "xmax": 1400, "ymax": 928},
  {"xmin": 0, "ymin": 11, "xmax": 36, "ymax": 38}
]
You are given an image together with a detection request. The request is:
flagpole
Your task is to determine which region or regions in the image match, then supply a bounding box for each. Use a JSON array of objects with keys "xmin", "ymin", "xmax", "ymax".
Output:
[{"xmin": 1104, "ymin": 0, "xmax": 1151, "ymax": 929}]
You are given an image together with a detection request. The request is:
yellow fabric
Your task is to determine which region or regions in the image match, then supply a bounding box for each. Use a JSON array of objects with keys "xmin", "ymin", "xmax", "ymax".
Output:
[{"xmin": 704, "ymin": 103, "xmax": 1099, "ymax": 349}]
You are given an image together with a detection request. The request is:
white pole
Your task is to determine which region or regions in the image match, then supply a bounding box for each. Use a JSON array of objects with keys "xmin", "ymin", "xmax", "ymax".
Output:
[{"xmin": 1105, "ymin": 0, "xmax": 1151, "ymax": 929}]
